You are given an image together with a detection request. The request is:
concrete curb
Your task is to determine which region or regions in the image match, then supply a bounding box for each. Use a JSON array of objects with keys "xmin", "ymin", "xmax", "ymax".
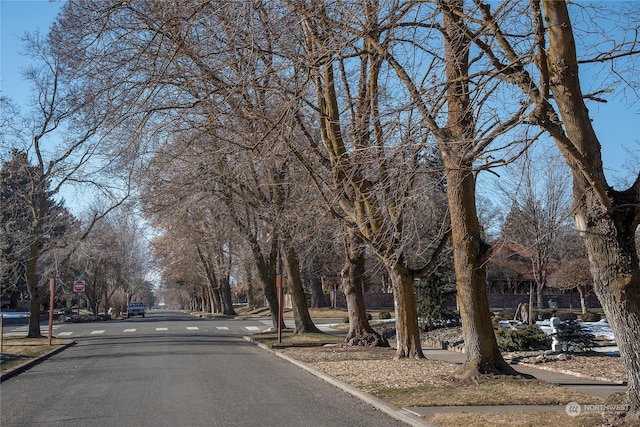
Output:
[
  {"xmin": 243, "ymin": 336, "xmax": 437, "ymax": 427},
  {"xmin": 0, "ymin": 341, "xmax": 76, "ymax": 382}
]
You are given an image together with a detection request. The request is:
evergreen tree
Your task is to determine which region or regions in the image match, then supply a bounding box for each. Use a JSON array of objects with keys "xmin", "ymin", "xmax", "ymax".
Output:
[{"xmin": 0, "ymin": 150, "xmax": 73, "ymax": 311}]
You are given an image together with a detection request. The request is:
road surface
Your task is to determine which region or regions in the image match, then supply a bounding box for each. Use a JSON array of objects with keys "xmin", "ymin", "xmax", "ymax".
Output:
[{"xmin": 1, "ymin": 311, "xmax": 405, "ymax": 427}]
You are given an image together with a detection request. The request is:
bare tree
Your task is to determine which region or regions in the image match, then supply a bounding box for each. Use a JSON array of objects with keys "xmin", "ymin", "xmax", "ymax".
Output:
[
  {"xmin": 53, "ymin": 1, "xmax": 327, "ymax": 332},
  {"xmin": 342, "ymin": 0, "xmax": 533, "ymax": 374},
  {"xmin": 448, "ymin": 0, "xmax": 640, "ymax": 419},
  {"xmin": 498, "ymin": 153, "xmax": 573, "ymax": 309},
  {"xmin": 286, "ymin": 0, "xmax": 453, "ymax": 357},
  {"xmin": 548, "ymin": 258, "xmax": 593, "ymax": 315},
  {"xmin": 0, "ymin": 32, "xmax": 131, "ymax": 337}
]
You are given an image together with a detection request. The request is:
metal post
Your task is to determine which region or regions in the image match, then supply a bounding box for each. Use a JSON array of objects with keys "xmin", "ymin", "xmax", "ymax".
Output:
[
  {"xmin": 277, "ymin": 274, "xmax": 283, "ymax": 344},
  {"xmin": 48, "ymin": 278, "xmax": 55, "ymax": 345},
  {"xmin": 1, "ymin": 314, "xmax": 4, "ymax": 353}
]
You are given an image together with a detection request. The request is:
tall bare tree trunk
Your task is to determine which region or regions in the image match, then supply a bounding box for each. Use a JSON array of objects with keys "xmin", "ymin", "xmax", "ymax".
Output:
[
  {"xmin": 196, "ymin": 245, "xmax": 221, "ymax": 313},
  {"xmin": 212, "ymin": 287, "xmax": 223, "ymax": 313},
  {"xmin": 26, "ymin": 195, "xmax": 46, "ymax": 338},
  {"xmin": 446, "ymin": 167, "xmax": 516, "ymax": 377},
  {"xmin": 309, "ymin": 277, "xmax": 326, "ymax": 308},
  {"xmin": 220, "ymin": 277, "xmax": 237, "ymax": 316},
  {"xmin": 342, "ymin": 228, "xmax": 388, "ymax": 347},
  {"xmin": 576, "ymin": 286, "xmax": 587, "ymax": 315},
  {"xmin": 583, "ymin": 226, "xmax": 640, "ymax": 419},
  {"xmin": 250, "ymin": 237, "xmax": 283, "ymax": 330},
  {"xmin": 282, "ymin": 245, "xmax": 320, "ymax": 334},
  {"xmin": 441, "ymin": 0, "xmax": 516, "ymax": 377},
  {"xmin": 386, "ymin": 260, "xmax": 423, "ymax": 359}
]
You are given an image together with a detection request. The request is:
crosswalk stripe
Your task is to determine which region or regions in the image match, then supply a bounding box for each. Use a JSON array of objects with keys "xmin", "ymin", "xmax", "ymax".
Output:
[
  {"xmin": 245, "ymin": 326, "xmax": 260, "ymax": 331},
  {"xmin": 57, "ymin": 331, "xmax": 73, "ymax": 337},
  {"xmin": 155, "ymin": 327, "xmax": 168, "ymax": 331},
  {"xmin": 216, "ymin": 326, "xmax": 229, "ymax": 331},
  {"xmin": 186, "ymin": 327, "xmax": 199, "ymax": 330},
  {"xmin": 90, "ymin": 330, "xmax": 105, "ymax": 335},
  {"xmin": 123, "ymin": 329, "xmax": 136, "ymax": 333}
]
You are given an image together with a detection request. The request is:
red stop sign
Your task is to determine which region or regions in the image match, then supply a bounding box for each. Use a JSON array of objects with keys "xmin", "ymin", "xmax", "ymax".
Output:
[{"xmin": 73, "ymin": 280, "xmax": 85, "ymax": 292}]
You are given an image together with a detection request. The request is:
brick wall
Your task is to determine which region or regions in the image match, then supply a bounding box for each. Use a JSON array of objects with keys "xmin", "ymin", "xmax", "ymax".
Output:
[{"xmin": 298, "ymin": 291, "xmax": 601, "ymax": 311}]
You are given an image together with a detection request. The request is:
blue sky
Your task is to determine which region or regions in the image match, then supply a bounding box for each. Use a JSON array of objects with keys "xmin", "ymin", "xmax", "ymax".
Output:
[
  {"xmin": 1, "ymin": 0, "xmax": 638, "ymax": 188},
  {"xmin": 1, "ymin": 0, "xmax": 62, "ymax": 106}
]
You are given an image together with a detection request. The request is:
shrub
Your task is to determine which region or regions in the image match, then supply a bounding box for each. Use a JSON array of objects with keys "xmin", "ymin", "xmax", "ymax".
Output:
[
  {"xmin": 491, "ymin": 315, "xmax": 502, "ymax": 329},
  {"xmin": 559, "ymin": 312, "xmax": 578, "ymax": 321},
  {"xmin": 495, "ymin": 309, "xmax": 515, "ymax": 320},
  {"xmin": 378, "ymin": 311, "xmax": 392, "ymax": 320},
  {"xmin": 580, "ymin": 311, "xmax": 602, "ymax": 322},
  {"xmin": 496, "ymin": 324, "xmax": 551, "ymax": 352},
  {"xmin": 555, "ymin": 318, "xmax": 597, "ymax": 352},
  {"xmin": 534, "ymin": 310, "xmax": 553, "ymax": 320}
]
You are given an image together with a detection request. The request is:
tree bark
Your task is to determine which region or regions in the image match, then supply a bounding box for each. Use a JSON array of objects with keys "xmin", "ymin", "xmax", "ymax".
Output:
[
  {"xmin": 386, "ymin": 260, "xmax": 423, "ymax": 358},
  {"xmin": 26, "ymin": 197, "xmax": 45, "ymax": 338},
  {"xmin": 585, "ymin": 228, "xmax": 640, "ymax": 422},
  {"xmin": 250, "ymin": 236, "xmax": 283, "ymax": 330},
  {"xmin": 220, "ymin": 277, "xmax": 237, "ymax": 316},
  {"xmin": 282, "ymin": 245, "xmax": 321, "ymax": 334},
  {"xmin": 212, "ymin": 286, "xmax": 222, "ymax": 313},
  {"xmin": 309, "ymin": 277, "xmax": 327, "ymax": 308},
  {"xmin": 342, "ymin": 228, "xmax": 388, "ymax": 347},
  {"xmin": 446, "ymin": 166, "xmax": 517, "ymax": 377},
  {"xmin": 536, "ymin": 282, "xmax": 544, "ymax": 310},
  {"xmin": 196, "ymin": 244, "xmax": 221, "ymax": 313},
  {"xmin": 576, "ymin": 286, "xmax": 587, "ymax": 315}
]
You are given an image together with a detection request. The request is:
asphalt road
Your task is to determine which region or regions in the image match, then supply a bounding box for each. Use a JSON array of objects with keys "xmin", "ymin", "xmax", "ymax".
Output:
[{"xmin": 1, "ymin": 311, "xmax": 404, "ymax": 427}]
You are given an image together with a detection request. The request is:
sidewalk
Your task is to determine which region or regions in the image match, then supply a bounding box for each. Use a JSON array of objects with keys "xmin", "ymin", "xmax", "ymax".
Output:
[{"xmin": 421, "ymin": 346, "xmax": 627, "ymax": 399}]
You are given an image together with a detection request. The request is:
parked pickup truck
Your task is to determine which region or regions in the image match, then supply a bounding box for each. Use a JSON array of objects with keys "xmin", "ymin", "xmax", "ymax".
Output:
[{"xmin": 127, "ymin": 301, "xmax": 145, "ymax": 318}]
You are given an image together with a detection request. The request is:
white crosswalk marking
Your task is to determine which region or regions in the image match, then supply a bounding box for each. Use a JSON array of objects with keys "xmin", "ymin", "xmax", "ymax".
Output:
[
  {"xmin": 244, "ymin": 326, "xmax": 260, "ymax": 331},
  {"xmin": 155, "ymin": 328, "xmax": 168, "ymax": 331},
  {"xmin": 90, "ymin": 330, "xmax": 105, "ymax": 335},
  {"xmin": 123, "ymin": 329, "xmax": 136, "ymax": 333},
  {"xmin": 186, "ymin": 327, "xmax": 199, "ymax": 330},
  {"xmin": 216, "ymin": 326, "xmax": 230, "ymax": 331},
  {"xmin": 57, "ymin": 331, "xmax": 73, "ymax": 337}
]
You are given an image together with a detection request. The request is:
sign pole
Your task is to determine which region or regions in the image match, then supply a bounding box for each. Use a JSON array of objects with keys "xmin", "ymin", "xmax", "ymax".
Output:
[
  {"xmin": 277, "ymin": 274, "xmax": 283, "ymax": 344},
  {"xmin": 73, "ymin": 278, "xmax": 85, "ymax": 315},
  {"xmin": 48, "ymin": 278, "xmax": 55, "ymax": 345}
]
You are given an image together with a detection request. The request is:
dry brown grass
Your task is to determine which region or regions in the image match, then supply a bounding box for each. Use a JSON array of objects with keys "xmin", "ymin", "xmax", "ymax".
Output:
[
  {"xmin": 252, "ymin": 331, "xmax": 344, "ymax": 348},
  {"xmin": 281, "ymin": 346, "xmax": 603, "ymax": 408},
  {"xmin": 370, "ymin": 375, "xmax": 602, "ymax": 408},
  {"xmin": 1, "ymin": 337, "xmax": 72, "ymax": 373},
  {"xmin": 424, "ymin": 411, "xmax": 604, "ymax": 427}
]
